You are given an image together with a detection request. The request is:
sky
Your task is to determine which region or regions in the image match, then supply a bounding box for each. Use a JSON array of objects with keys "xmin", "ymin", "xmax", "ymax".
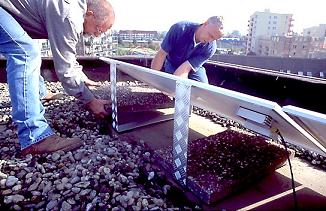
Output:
[{"xmin": 109, "ymin": 0, "xmax": 326, "ymax": 34}]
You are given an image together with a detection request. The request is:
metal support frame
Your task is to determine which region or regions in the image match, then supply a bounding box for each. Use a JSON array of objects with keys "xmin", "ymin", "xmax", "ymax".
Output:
[
  {"xmin": 110, "ymin": 63, "xmax": 119, "ymax": 131},
  {"xmin": 172, "ymin": 81, "xmax": 192, "ymax": 186},
  {"xmin": 100, "ymin": 58, "xmax": 326, "ymax": 204},
  {"xmin": 109, "ymin": 61, "xmax": 174, "ymax": 132}
]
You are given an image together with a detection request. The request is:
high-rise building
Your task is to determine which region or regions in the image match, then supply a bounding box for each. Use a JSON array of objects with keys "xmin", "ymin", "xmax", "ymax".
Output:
[{"xmin": 246, "ymin": 9, "xmax": 293, "ymax": 55}]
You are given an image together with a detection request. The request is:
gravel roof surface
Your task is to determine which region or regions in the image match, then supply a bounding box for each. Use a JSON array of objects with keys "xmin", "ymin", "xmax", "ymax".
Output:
[
  {"xmin": 0, "ymin": 82, "xmax": 198, "ymax": 210},
  {"xmin": 1, "ymin": 81, "xmax": 325, "ymax": 210}
]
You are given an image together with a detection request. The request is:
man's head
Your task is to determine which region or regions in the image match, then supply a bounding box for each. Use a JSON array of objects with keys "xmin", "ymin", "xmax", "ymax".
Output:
[
  {"xmin": 196, "ymin": 16, "xmax": 223, "ymax": 44},
  {"xmin": 83, "ymin": 0, "xmax": 115, "ymax": 37}
]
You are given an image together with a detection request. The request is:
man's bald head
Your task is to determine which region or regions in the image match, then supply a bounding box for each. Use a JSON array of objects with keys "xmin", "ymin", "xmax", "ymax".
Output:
[
  {"xmin": 84, "ymin": 0, "xmax": 115, "ymax": 37},
  {"xmin": 87, "ymin": 0, "xmax": 115, "ymax": 27}
]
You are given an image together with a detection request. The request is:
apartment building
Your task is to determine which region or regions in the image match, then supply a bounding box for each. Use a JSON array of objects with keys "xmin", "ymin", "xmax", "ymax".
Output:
[
  {"xmin": 303, "ymin": 24, "xmax": 326, "ymax": 59},
  {"xmin": 256, "ymin": 37, "xmax": 271, "ymax": 56},
  {"xmin": 268, "ymin": 36, "xmax": 292, "ymax": 57},
  {"xmin": 289, "ymin": 36, "xmax": 312, "ymax": 58},
  {"xmin": 303, "ymin": 24, "xmax": 326, "ymax": 38},
  {"xmin": 118, "ymin": 30, "xmax": 158, "ymax": 41},
  {"xmin": 84, "ymin": 32, "xmax": 114, "ymax": 56},
  {"xmin": 36, "ymin": 31, "xmax": 114, "ymax": 57},
  {"xmin": 37, "ymin": 39, "xmax": 52, "ymax": 57},
  {"xmin": 260, "ymin": 35, "xmax": 313, "ymax": 58},
  {"xmin": 246, "ymin": 9, "xmax": 293, "ymax": 55}
]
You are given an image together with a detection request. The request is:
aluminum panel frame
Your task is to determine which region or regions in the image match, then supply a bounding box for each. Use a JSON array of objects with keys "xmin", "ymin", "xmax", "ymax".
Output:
[{"xmin": 101, "ymin": 57, "xmax": 326, "ymax": 157}]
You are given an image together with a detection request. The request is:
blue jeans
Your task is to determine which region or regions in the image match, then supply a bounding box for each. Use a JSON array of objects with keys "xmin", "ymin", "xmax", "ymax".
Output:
[
  {"xmin": 0, "ymin": 7, "xmax": 54, "ymax": 149},
  {"xmin": 164, "ymin": 60, "xmax": 209, "ymax": 83}
]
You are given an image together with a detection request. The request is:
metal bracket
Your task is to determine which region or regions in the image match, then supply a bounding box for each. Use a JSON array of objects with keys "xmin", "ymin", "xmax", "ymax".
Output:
[
  {"xmin": 237, "ymin": 106, "xmax": 274, "ymax": 138},
  {"xmin": 172, "ymin": 80, "xmax": 192, "ymax": 186},
  {"xmin": 110, "ymin": 62, "xmax": 119, "ymax": 131}
]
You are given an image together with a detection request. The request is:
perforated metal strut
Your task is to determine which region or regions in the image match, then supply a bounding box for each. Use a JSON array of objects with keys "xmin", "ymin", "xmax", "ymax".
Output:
[
  {"xmin": 172, "ymin": 81, "xmax": 192, "ymax": 186},
  {"xmin": 110, "ymin": 62, "xmax": 118, "ymax": 131}
]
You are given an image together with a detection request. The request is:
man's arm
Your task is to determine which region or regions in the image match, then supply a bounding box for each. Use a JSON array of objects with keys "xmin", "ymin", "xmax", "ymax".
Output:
[
  {"xmin": 46, "ymin": 1, "xmax": 108, "ymax": 118},
  {"xmin": 151, "ymin": 48, "xmax": 167, "ymax": 71},
  {"xmin": 174, "ymin": 61, "xmax": 192, "ymax": 78}
]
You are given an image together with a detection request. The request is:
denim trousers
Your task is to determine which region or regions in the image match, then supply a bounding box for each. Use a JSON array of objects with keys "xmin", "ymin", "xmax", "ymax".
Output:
[
  {"xmin": 0, "ymin": 7, "xmax": 54, "ymax": 149},
  {"xmin": 164, "ymin": 60, "xmax": 209, "ymax": 84}
]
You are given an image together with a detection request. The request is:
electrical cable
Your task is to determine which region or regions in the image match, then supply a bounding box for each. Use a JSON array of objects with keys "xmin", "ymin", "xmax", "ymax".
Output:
[{"xmin": 276, "ymin": 129, "xmax": 299, "ymax": 210}]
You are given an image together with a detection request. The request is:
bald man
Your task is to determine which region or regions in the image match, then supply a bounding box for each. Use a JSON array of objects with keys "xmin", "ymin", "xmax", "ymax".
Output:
[
  {"xmin": 0, "ymin": 0, "xmax": 115, "ymax": 155},
  {"xmin": 151, "ymin": 16, "xmax": 223, "ymax": 83}
]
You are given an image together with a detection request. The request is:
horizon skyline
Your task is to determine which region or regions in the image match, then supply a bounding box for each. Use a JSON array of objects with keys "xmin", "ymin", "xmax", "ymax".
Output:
[{"xmin": 109, "ymin": 0, "xmax": 326, "ymax": 35}]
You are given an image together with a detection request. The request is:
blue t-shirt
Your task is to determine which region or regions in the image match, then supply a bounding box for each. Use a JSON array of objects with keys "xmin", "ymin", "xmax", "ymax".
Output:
[{"xmin": 161, "ymin": 21, "xmax": 217, "ymax": 72}]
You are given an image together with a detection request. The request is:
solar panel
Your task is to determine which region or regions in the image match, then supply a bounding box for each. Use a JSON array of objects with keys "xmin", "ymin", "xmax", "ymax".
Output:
[
  {"xmin": 100, "ymin": 57, "xmax": 326, "ymax": 157},
  {"xmin": 190, "ymin": 83, "xmax": 326, "ymax": 156},
  {"xmin": 283, "ymin": 105, "xmax": 326, "ymax": 151}
]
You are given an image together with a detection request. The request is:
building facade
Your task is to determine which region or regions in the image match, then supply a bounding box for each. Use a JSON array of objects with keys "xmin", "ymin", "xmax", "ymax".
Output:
[
  {"xmin": 303, "ymin": 24, "xmax": 326, "ymax": 59},
  {"xmin": 246, "ymin": 9, "xmax": 293, "ymax": 55},
  {"xmin": 303, "ymin": 24, "xmax": 326, "ymax": 38},
  {"xmin": 268, "ymin": 36, "xmax": 292, "ymax": 57},
  {"xmin": 84, "ymin": 32, "xmax": 114, "ymax": 56},
  {"xmin": 289, "ymin": 36, "xmax": 312, "ymax": 58},
  {"xmin": 35, "ymin": 31, "xmax": 114, "ymax": 57},
  {"xmin": 118, "ymin": 30, "xmax": 158, "ymax": 41}
]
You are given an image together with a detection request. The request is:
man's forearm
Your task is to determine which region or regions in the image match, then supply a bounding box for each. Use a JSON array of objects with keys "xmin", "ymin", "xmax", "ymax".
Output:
[
  {"xmin": 174, "ymin": 61, "xmax": 192, "ymax": 78},
  {"xmin": 151, "ymin": 56, "xmax": 163, "ymax": 71},
  {"xmin": 151, "ymin": 48, "xmax": 167, "ymax": 71}
]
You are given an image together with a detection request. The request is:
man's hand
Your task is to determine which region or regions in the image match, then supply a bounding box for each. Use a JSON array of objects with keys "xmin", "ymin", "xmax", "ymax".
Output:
[
  {"xmin": 84, "ymin": 78, "xmax": 100, "ymax": 88},
  {"xmin": 86, "ymin": 98, "xmax": 111, "ymax": 118}
]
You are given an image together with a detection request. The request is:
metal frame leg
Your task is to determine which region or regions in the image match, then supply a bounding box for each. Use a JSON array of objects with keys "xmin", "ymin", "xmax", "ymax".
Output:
[
  {"xmin": 110, "ymin": 62, "xmax": 119, "ymax": 131},
  {"xmin": 172, "ymin": 80, "xmax": 192, "ymax": 186}
]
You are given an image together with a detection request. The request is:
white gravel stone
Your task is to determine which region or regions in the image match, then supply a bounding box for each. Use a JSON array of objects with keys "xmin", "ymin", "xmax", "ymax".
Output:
[
  {"xmin": 61, "ymin": 201, "xmax": 72, "ymax": 211},
  {"xmin": 5, "ymin": 176, "xmax": 18, "ymax": 187}
]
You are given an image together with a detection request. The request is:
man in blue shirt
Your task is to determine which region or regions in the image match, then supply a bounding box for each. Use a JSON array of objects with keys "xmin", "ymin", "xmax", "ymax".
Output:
[{"xmin": 151, "ymin": 16, "xmax": 223, "ymax": 83}]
